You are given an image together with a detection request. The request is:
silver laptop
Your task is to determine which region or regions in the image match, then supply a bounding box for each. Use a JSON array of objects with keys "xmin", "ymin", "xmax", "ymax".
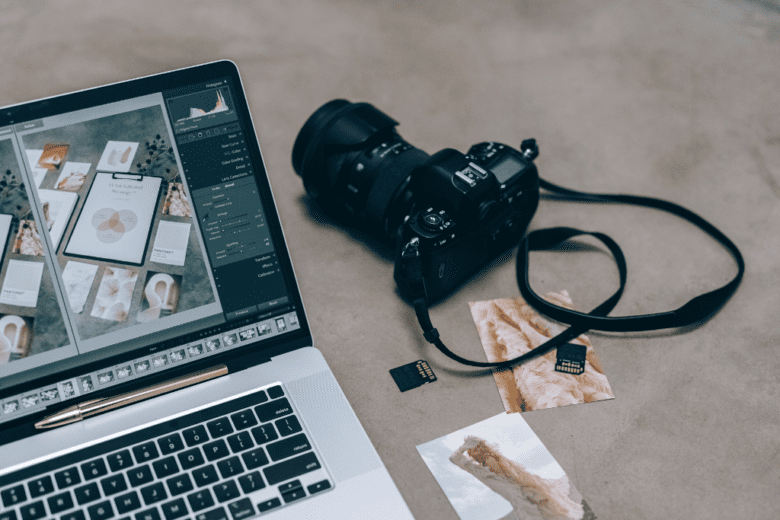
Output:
[{"xmin": 0, "ymin": 60, "xmax": 412, "ymax": 520}]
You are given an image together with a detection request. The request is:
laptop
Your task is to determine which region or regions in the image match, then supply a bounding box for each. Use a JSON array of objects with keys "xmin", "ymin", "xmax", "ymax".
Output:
[{"xmin": 0, "ymin": 60, "xmax": 413, "ymax": 520}]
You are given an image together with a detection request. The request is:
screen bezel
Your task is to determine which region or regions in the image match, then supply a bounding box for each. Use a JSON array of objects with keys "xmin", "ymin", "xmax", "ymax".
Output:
[{"xmin": 0, "ymin": 60, "xmax": 313, "ymax": 418}]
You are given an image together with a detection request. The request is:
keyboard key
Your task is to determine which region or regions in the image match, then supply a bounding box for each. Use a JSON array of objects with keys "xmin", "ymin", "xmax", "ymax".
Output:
[
  {"xmin": 226, "ymin": 432, "xmax": 253, "ymax": 453},
  {"xmin": 75, "ymin": 482, "xmax": 101, "ymax": 505},
  {"xmin": 157, "ymin": 434, "xmax": 184, "ymax": 455},
  {"xmin": 0, "ymin": 510, "xmax": 17, "ymax": 520},
  {"xmin": 203, "ymin": 440, "xmax": 229, "ymax": 461},
  {"xmin": 266, "ymin": 433, "xmax": 311, "ymax": 461},
  {"xmin": 127, "ymin": 466, "xmax": 153, "ymax": 487},
  {"xmin": 186, "ymin": 489, "xmax": 214, "ymax": 512},
  {"xmin": 266, "ymin": 385, "xmax": 284, "ymax": 399},
  {"xmin": 55, "ymin": 468, "xmax": 82, "ymax": 490},
  {"xmin": 182, "ymin": 425, "xmax": 209, "ymax": 447},
  {"xmin": 216, "ymin": 457, "xmax": 243, "ymax": 479},
  {"xmin": 47, "ymin": 490, "xmax": 74, "ymax": 513},
  {"xmin": 178, "ymin": 447, "xmax": 205, "ymax": 470},
  {"xmin": 249, "ymin": 424, "xmax": 277, "ymax": 445},
  {"xmin": 240, "ymin": 448, "xmax": 269, "ymax": 470},
  {"xmin": 206, "ymin": 418, "xmax": 233, "ymax": 439},
  {"xmin": 133, "ymin": 443, "xmax": 159, "ymax": 464},
  {"xmin": 114, "ymin": 491, "xmax": 142, "ymax": 514},
  {"xmin": 62, "ymin": 511, "xmax": 86, "ymax": 520},
  {"xmin": 107, "ymin": 451, "xmax": 134, "ymax": 472},
  {"xmin": 212, "ymin": 481, "xmax": 239, "ymax": 503},
  {"xmin": 277, "ymin": 480, "xmax": 301, "ymax": 494},
  {"xmin": 82, "ymin": 459, "xmax": 109, "ymax": 480},
  {"xmin": 28, "ymin": 475, "xmax": 54, "ymax": 498},
  {"xmin": 307, "ymin": 479, "xmax": 331, "ymax": 494},
  {"xmin": 263, "ymin": 452, "xmax": 321, "ymax": 485},
  {"xmin": 166, "ymin": 474, "xmax": 193, "ymax": 496},
  {"xmin": 101, "ymin": 474, "xmax": 128, "ymax": 496},
  {"xmin": 256, "ymin": 497, "xmax": 281, "ymax": 513},
  {"xmin": 254, "ymin": 398, "xmax": 292, "ymax": 423},
  {"xmin": 87, "ymin": 500, "xmax": 114, "ymax": 520},
  {"xmin": 160, "ymin": 498, "xmax": 187, "ymax": 520},
  {"xmin": 281, "ymin": 487, "xmax": 306, "ymax": 504},
  {"xmin": 192, "ymin": 466, "xmax": 219, "ymax": 488},
  {"xmin": 237, "ymin": 472, "xmax": 264, "ymax": 494},
  {"xmin": 19, "ymin": 501, "xmax": 46, "ymax": 520},
  {"xmin": 152, "ymin": 457, "xmax": 179, "ymax": 479},
  {"xmin": 2, "ymin": 484, "xmax": 27, "ymax": 507},
  {"xmin": 228, "ymin": 410, "xmax": 257, "ymax": 431},
  {"xmin": 275, "ymin": 415, "xmax": 302, "ymax": 437},
  {"xmin": 226, "ymin": 498, "xmax": 254, "ymax": 520},
  {"xmin": 134, "ymin": 508, "xmax": 161, "ymax": 520},
  {"xmin": 140, "ymin": 482, "xmax": 167, "ymax": 505},
  {"xmin": 194, "ymin": 506, "xmax": 227, "ymax": 520}
]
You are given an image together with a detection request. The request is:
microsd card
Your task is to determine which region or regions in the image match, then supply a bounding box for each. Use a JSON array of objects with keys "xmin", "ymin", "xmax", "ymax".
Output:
[
  {"xmin": 555, "ymin": 343, "xmax": 587, "ymax": 375},
  {"xmin": 390, "ymin": 360, "xmax": 437, "ymax": 392}
]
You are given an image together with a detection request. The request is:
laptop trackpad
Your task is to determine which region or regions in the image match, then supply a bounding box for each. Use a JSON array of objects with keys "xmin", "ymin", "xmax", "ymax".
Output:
[{"xmin": 287, "ymin": 370, "xmax": 383, "ymax": 481}]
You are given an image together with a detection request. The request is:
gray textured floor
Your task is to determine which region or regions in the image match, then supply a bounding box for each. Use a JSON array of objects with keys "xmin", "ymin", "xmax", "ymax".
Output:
[{"xmin": 1, "ymin": 1, "xmax": 779, "ymax": 519}]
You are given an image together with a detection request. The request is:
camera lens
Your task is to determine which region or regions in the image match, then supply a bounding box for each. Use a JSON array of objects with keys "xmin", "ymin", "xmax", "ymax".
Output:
[{"xmin": 292, "ymin": 100, "xmax": 430, "ymax": 238}]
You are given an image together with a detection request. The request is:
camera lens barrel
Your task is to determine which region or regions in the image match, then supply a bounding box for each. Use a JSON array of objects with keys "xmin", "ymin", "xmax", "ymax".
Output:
[{"xmin": 292, "ymin": 100, "xmax": 430, "ymax": 238}]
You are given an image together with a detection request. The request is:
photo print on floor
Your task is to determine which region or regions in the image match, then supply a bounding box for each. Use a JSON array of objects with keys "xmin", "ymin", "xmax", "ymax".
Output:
[
  {"xmin": 469, "ymin": 291, "xmax": 614, "ymax": 413},
  {"xmin": 417, "ymin": 412, "xmax": 597, "ymax": 520}
]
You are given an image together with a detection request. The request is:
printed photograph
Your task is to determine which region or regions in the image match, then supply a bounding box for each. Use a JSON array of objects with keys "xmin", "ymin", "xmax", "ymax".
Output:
[
  {"xmin": 61, "ymin": 260, "xmax": 99, "ymax": 313},
  {"xmin": 38, "ymin": 189, "xmax": 78, "ymax": 250},
  {"xmin": 12, "ymin": 220, "xmax": 44, "ymax": 256},
  {"xmin": 90, "ymin": 266, "xmax": 138, "ymax": 322},
  {"xmin": 37, "ymin": 143, "xmax": 69, "ymax": 170},
  {"xmin": 417, "ymin": 412, "xmax": 597, "ymax": 520},
  {"xmin": 162, "ymin": 182, "xmax": 192, "ymax": 217},
  {"xmin": 137, "ymin": 271, "xmax": 181, "ymax": 322},
  {"xmin": 97, "ymin": 141, "xmax": 139, "ymax": 173},
  {"xmin": 55, "ymin": 161, "xmax": 91, "ymax": 191},
  {"xmin": 0, "ymin": 314, "xmax": 34, "ymax": 365},
  {"xmin": 469, "ymin": 291, "xmax": 615, "ymax": 413}
]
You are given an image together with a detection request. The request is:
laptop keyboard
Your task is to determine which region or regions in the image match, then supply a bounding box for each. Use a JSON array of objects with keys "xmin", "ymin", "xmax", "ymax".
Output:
[{"xmin": 0, "ymin": 385, "xmax": 332, "ymax": 520}]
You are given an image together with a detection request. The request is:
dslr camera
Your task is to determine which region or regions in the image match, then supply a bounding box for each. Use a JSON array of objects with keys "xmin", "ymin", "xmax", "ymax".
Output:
[{"xmin": 292, "ymin": 100, "xmax": 540, "ymax": 303}]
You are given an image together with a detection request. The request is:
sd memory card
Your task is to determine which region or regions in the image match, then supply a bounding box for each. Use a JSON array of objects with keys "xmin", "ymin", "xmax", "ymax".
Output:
[
  {"xmin": 390, "ymin": 360, "xmax": 437, "ymax": 392},
  {"xmin": 555, "ymin": 343, "xmax": 587, "ymax": 375}
]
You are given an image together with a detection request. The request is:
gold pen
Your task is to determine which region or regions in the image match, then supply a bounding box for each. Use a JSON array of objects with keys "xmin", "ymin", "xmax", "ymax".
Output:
[{"xmin": 35, "ymin": 364, "xmax": 229, "ymax": 430}]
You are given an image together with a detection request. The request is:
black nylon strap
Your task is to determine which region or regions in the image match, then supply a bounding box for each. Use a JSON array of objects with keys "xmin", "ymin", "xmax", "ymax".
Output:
[
  {"xmin": 409, "ymin": 227, "xmax": 628, "ymax": 369},
  {"xmin": 517, "ymin": 179, "xmax": 745, "ymax": 331},
  {"xmin": 407, "ymin": 177, "xmax": 744, "ymax": 370}
]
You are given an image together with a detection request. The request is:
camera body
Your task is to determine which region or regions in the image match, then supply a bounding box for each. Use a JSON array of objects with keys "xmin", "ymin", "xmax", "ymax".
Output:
[
  {"xmin": 394, "ymin": 141, "xmax": 539, "ymax": 303},
  {"xmin": 292, "ymin": 100, "xmax": 540, "ymax": 304}
]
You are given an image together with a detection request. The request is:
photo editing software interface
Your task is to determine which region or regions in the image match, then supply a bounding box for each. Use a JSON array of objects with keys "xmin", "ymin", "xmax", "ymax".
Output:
[{"xmin": 0, "ymin": 78, "xmax": 300, "ymax": 424}]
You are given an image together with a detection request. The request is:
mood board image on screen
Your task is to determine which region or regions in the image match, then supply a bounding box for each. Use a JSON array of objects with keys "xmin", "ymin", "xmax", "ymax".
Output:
[{"xmin": 0, "ymin": 97, "xmax": 223, "ymax": 378}]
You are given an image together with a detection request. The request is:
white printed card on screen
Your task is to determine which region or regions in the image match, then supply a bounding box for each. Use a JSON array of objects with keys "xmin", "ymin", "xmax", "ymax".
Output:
[
  {"xmin": 64, "ymin": 173, "xmax": 162, "ymax": 264},
  {"xmin": 150, "ymin": 220, "xmax": 190, "ymax": 266},
  {"xmin": 0, "ymin": 260, "xmax": 45, "ymax": 307},
  {"xmin": 97, "ymin": 141, "xmax": 139, "ymax": 173},
  {"xmin": 38, "ymin": 189, "xmax": 78, "ymax": 250}
]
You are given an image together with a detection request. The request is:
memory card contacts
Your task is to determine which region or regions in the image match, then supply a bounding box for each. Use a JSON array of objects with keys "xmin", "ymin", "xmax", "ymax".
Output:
[{"xmin": 390, "ymin": 360, "xmax": 437, "ymax": 392}]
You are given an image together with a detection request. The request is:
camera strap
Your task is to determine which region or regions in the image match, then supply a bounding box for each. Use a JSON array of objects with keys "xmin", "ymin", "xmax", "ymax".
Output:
[{"xmin": 403, "ymin": 178, "xmax": 744, "ymax": 369}]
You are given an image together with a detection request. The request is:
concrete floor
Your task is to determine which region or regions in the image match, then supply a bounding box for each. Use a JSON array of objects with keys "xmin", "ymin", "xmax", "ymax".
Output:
[{"xmin": 1, "ymin": 1, "xmax": 779, "ymax": 518}]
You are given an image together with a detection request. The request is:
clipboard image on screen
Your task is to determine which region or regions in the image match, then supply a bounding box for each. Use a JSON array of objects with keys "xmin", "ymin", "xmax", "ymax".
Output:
[{"xmin": 64, "ymin": 172, "xmax": 162, "ymax": 265}]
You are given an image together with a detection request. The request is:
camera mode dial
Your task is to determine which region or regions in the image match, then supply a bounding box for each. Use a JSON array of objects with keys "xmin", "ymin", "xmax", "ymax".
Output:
[
  {"xmin": 467, "ymin": 142, "xmax": 505, "ymax": 164},
  {"xmin": 418, "ymin": 208, "xmax": 452, "ymax": 233}
]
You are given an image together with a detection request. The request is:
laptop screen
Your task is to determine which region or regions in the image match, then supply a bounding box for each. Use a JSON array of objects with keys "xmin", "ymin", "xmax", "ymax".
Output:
[{"xmin": 0, "ymin": 62, "xmax": 310, "ymax": 426}]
